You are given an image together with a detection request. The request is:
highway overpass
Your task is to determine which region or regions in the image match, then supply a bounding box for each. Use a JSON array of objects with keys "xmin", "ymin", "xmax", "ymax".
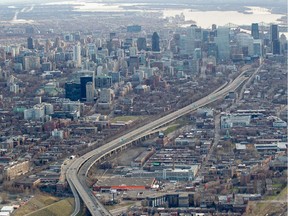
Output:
[{"xmin": 66, "ymin": 66, "xmax": 261, "ymax": 216}]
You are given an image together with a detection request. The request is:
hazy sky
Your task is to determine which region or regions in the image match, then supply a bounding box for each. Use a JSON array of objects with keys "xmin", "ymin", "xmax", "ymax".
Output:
[{"xmin": 0, "ymin": 0, "xmax": 286, "ymax": 4}]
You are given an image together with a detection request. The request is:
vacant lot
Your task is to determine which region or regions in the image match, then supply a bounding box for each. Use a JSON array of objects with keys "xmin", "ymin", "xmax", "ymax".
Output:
[
  {"xmin": 13, "ymin": 194, "xmax": 59, "ymax": 216},
  {"xmin": 13, "ymin": 194, "xmax": 74, "ymax": 216},
  {"xmin": 28, "ymin": 198, "xmax": 74, "ymax": 216}
]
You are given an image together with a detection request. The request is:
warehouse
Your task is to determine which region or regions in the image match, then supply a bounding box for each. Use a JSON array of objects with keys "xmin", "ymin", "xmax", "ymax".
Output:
[{"xmin": 93, "ymin": 177, "xmax": 156, "ymax": 191}]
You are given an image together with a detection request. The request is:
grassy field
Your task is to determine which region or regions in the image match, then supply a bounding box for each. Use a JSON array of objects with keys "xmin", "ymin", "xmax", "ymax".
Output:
[
  {"xmin": 245, "ymin": 186, "xmax": 287, "ymax": 216},
  {"xmin": 28, "ymin": 198, "xmax": 74, "ymax": 216},
  {"xmin": 111, "ymin": 115, "xmax": 141, "ymax": 123},
  {"xmin": 264, "ymin": 185, "xmax": 287, "ymax": 201},
  {"xmin": 163, "ymin": 124, "xmax": 180, "ymax": 135},
  {"xmin": 13, "ymin": 194, "xmax": 59, "ymax": 216}
]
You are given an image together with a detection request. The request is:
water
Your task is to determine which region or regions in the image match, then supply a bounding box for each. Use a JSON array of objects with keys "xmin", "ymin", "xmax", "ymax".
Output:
[
  {"xmin": 163, "ymin": 7, "xmax": 284, "ymax": 28},
  {"xmin": 10, "ymin": 1, "xmax": 288, "ymax": 32},
  {"xmin": 69, "ymin": 2, "xmax": 285, "ymax": 28}
]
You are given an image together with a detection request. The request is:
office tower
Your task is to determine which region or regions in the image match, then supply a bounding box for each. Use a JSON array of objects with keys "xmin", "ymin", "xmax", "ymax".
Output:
[
  {"xmin": 54, "ymin": 37, "xmax": 61, "ymax": 48},
  {"xmin": 129, "ymin": 56, "xmax": 140, "ymax": 73},
  {"xmin": 272, "ymin": 40, "xmax": 280, "ymax": 55},
  {"xmin": 95, "ymin": 76, "xmax": 112, "ymax": 89},
  {"xmin": 253, "ymin": 39, "xmax": 263, "ymax": 57},
  {"xmin": 85, "ymin": 82, "xmax": 94, "ymax": 102},
  {"xmin": 270, "ymin": 24, "xmax": 280, "ymax": 55},
  {"xmin": 207, "ymin": 42, "xmax": 218, "ymax": 58},
  {"xmin": 137, "ymin": 37, "xmax": 147, "ymax": 51},
  {"xmin": 236, "ymin": 33, "xmax": 254, "ymax": 56},
  {"xmin": 279, "ymin": 34, "xmax": 287, "ymax": 54},
  {"xmin": 27, "ymin": 37, "xmax": 34, "ymax": 49},
  {"xmin": 251, "ymin": 23, "xmax": 259, "ymax": 39},
  {"xmin": 214, "ymin": 27, "xmax": 230, "ymax": 61},
  {"xmin": 23, "ymin": 56, "xmax": 41, "ymax": 71},
  {"xmin": 80, "ymin": 76, "xmax": 93, "ymax": 100},
  {"xmin": 270, "ymin": 24, "xmax": 279, "ymax": 41},
  {"xmin": 87, "ymin": 43, "xmax": 96, "ymax": 59},
  {"xmin": 65, "ymin": 82, "xmax": 81, "ymax": 101},
  {"xmin": 73, "ymin": 43, "xmax": 81, "ymax": 67},
  {"xmin": 202, "ymin": 30, "xmax": 210, "ymax": 43},
  {"xmin": 152, "ymin": 32, "xmax": 160, "ymax": 52},
  {"xmin": 186, "ymin": 25, "xmax": 202, "ymax": 55},
  {"xmin": 179, "ymin": 35, "xmax": 187, "ymax": 55}
]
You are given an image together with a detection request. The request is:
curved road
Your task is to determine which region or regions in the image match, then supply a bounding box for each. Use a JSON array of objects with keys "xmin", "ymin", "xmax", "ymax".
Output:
[{"xmin": 66, "ymin": 66, "xmax": 262, "ymax": 216}]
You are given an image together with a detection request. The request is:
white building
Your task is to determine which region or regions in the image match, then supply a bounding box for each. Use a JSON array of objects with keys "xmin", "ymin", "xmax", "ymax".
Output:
[
  {"xmin": 99, "ymin": 88, "xmax": 114, "ymax": 104},
  {"xmin": 43, "ymin": 103, "xmax": 54, "ymax": 115},
  {"xmin": 1, "ymin": 206, "xmax": 14, "ymax": 214},
  {"xmin": 24, "ymin": 103, "xmax": 54, "ymax": 121},
  {"xmin": 73, "ymin": 43, "xmax": 81, "ymax": 68},
  {"xmin": 9, "ymin": 84, "xmax": 19, "ymax": 94},
  {"xmin": 86, "ymin": 82, "xmax": 94, "ymax": 102},
  {"xmin": 220, "ymin": 114, "xmax": 251, "ymax": 129},
  {"xmin": 51, "ymin": 129, "xmax": 64, "ymax": 139}
]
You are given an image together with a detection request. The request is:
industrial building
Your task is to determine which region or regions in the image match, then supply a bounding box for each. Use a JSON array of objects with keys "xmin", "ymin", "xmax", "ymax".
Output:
[{"xmin": 93, "ymin": 177, "xmax": 156, "ymax": 191}]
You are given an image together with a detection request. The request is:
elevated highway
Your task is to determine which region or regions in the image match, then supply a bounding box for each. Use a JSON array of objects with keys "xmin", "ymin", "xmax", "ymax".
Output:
[{"xmin": 67, "ymin": 66, "xmax": 261, "ymax": 216}]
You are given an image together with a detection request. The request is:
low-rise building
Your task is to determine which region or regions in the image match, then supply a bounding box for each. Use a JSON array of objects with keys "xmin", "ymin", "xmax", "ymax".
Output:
[{"xmin": 4, "ymin": 161, "xmax": 30, "ymax": 180}]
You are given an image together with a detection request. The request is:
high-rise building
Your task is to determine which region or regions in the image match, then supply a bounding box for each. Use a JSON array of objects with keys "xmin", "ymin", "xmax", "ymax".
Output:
[
  {"xmin": 129, "ymin": 56, "xmax": 140, "ymax": 73},
  {"xmin": 73, "ymin": 43, "xmax": 82, "ymax": 67},
  {"xmin": 186, "ymin": 25, "xmax": 202, "ymax": 55},
  {"xmin": 236, "ymin": 33, "xmax": 254, "ymax": 56},
  {"xmin": 270, "ymin": 24, "xmax": 279, "ymax": 41},
  {"xmin": 253, "ymin": 39, "xmax": 263, "ymax": 57},
  {"xmin": 251, "ymin": 23, "xmax": 259, "ymax": 39},
  {"xmin": 214, "ymin": 27, "xmax": 230, "ymax": 61},
  {"xmin": 270, "ymin": 24, "xmax": 280, "ymax": 55},
  {"xmin": 27, "ymin": 37, "xmax": 34, "ymax": 49},
  {"xmin": 80, "ymin": 76, "xmax": 93, "ymax": 100},
  {"xmin": 137, "ymin": 37, "xmax": 147, "ymax": 51},
  {"xmin": 65, "ymin": 82, "xmax": 81, "ymax": 101},
  {"xmin": 23, "ymin": 56, "xmax": 41, "ymax": 71},
  {"xmin": 207, "ymin": 42, "xmax": 218, "ymax": 58},
  {"xmin": 152, "ymin": 32, "xmax": 160, "ymax": 52},
  {"xmin": 87, "ymin": 43, "xmax": 96, "ymax": 59},
  {"xmin": 279, "ymin": 34, "xmax": 287, "ymax": 54},
  {"xmin": 99, "ymin": 88, "xmax": 114, "ymax": 104},
  {"xmin": 85, "ymin": 82, "xmax": 94, "ymax": 102},
  {"xmin": 272, "ymin": 40, "xmax": 281, "ymax": 55},
  {"xmin": 95, "ymin": 76, "xmax": 112, "ymax": 89}
]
